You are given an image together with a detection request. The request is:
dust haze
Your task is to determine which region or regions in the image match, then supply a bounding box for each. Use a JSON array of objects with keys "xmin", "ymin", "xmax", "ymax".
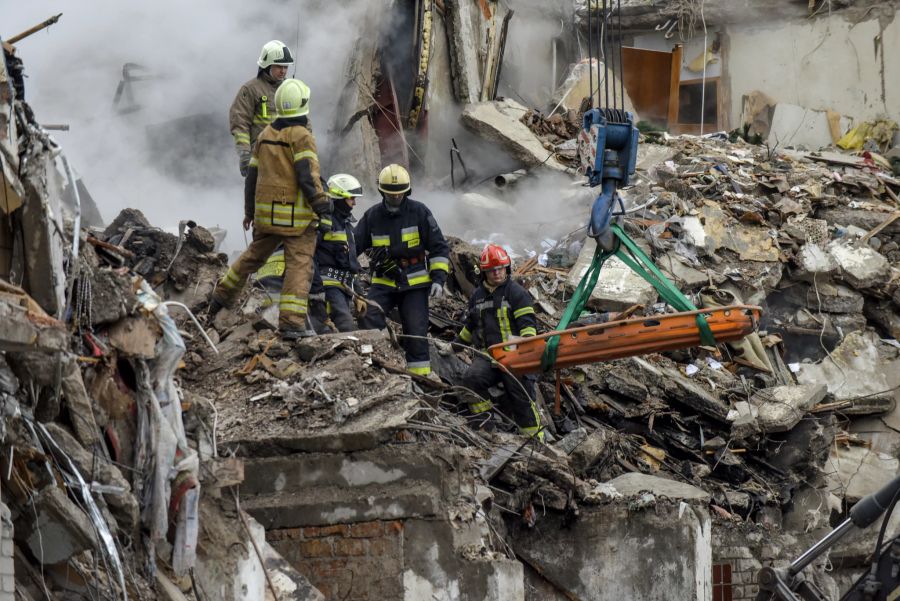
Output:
[{"xmin": 7, "ymin": 0, "xmax": 588, "ymax": 254}]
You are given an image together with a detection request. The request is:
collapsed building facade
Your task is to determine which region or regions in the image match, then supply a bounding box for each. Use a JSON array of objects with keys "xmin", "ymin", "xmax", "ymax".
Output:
[{"xmin": 2, "ymin": 0, "xmax": 900, "ymax": 600}]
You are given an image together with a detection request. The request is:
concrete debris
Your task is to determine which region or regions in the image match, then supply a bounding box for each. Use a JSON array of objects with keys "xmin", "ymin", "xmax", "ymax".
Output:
[
  {"xmin": 797, "ymin": 331, "xmax": 900, "ymax": 412},
  {"xmin": 606, "ymin": 472, "xmax": 711, "ymax": 503},
  {"xmin": 4, "ymin": 5, "xmax": 900, "ymax": 600},
  {"xmin": 461, "ymin": 99, "xmax": 570, "ymax": 172},
  {"xmin": 567, "ymin": 237, "xmax": 658, "ymax": 311},
  {"xmin": 752, "ymin": 383, "xmax": 827, "ymax": 433}
]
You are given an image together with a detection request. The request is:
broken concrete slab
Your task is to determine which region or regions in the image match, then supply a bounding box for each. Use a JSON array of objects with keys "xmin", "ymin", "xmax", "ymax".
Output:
[
  {"xmin": 797, "ymin": 331, "xmax": 900, "ymax": 413},
  {"xmin": 606, "ymin": 472, "xmax": 711, "ymax": 502},
  {"xmin": 827, "ymin": 445, "xmax": 900, "ymax": 504},
  {"xmin": 568, "ymin": 237, "xmax": 658, "ymax": 311},
  {"xmin": 827, "ymin": 240, "xmax": 891, "ymax": 289},
  {"xmin": 657, "ymin": 252, "xmax": 709, "ymax": 291},
  {"xmin": 509, "ymin": 503, "xmax": 711, "ymax": 600},
  {"xmin": 782, "ymin": 486, "xmax": 840, "ymax": 533},
  {"xmin": 461, "ymin": 99, "xmax": 569, "ymax": 172},
  {"xmin": 444, "ymin": 0, "xmax": 483, "ymax": 104},
  {"xmin": 108, "ymin": 316, "xmax": 159, "ymax": 359},
  {"xmin": 15, "ymin": 485, "xmax": 97, "ymax": 564},
  {"xmin": 0, "ymin": 294, "xmax": 67, "ymax": 353},
  {"xmin": 794, "ymin": 243, "xmax": 838, "ymax": 281},
  {"xmin": 782, "ymin": 281, "xmax": 864, "ymax": 313},
  {"xmin": 699, "ymin": 202, "xmax": 780, "ymax": 262},
  {"xmin": 568, "ymin": 428, "xmax": 611, "ymax": 475},
  {"xmin": 752, "ymin": 384, "xmax": 827, "ymax": 433},
  {"xmin": 42, "ymin": 423, "xmax": 140, "ymax": 534},
  {"xmin": 60, "ymin": 357, "xmax": 102, "ymax": 446},
  {"xmin": 792, "ymin": 309, "xmax": 867, "ymax": 337}
]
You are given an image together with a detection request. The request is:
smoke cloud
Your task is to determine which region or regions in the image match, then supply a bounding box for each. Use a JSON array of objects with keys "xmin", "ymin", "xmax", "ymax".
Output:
[
  {"xmin": 6, "ymin": 0, "xmax": 382, "ymax": 251},
  {"xmin": 7, "ymin": 0, "xmax": 586, "ymax": 255}
]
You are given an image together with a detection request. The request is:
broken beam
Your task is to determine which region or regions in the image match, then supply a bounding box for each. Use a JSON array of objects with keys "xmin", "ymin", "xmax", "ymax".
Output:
[{"xmin": 7, "ymin": 13, "xmax": 63, "ymax": 44}]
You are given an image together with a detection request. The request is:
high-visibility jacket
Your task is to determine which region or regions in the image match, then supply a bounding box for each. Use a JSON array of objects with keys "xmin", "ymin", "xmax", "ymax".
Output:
[
  {"xmin": 244, "ymin": 116, "xmax": 328, "ymax": 236},
  {"xmin": 316, "ymin": 209, "xmax": 360, "ymax": 288},
  {"xmin": 354, "ymin": 198, "xmax": 450, "ymax": 291},
  {"xmin": 228, "ymin": 73, "xmax": 279, "ymax": 152},
  {"xmin": 457, "ymin": 279, "xmax": 537, "ymax": 349}
]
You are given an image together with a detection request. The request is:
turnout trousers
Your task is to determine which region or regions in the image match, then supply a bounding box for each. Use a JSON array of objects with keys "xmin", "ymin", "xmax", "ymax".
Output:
[
  {"xmin": 462, "ymin": 356, "xmax": 542, "ymax": 438},
  {"xmin": 213, "ymin": 228, "xmax": 316, "ymax": 330},
  {"xmin": 359, "ymin": 284, "xmax": 431, "ymax": 375}
]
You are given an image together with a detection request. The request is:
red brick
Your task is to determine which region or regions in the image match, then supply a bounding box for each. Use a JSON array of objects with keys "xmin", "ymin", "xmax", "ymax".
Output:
[
  {"xmin": 303, "ymin": 524, "xmax": 349, "ymax": 538},
  {"xmin": 298, "ymin": 539, "xmax": 333, "ymax": 558},
  {"xmin": 384, "ymin": 520, "xmax": 404, "ymax": 535},
  {"xmin": 349, "ymin": 521, "xmax": 383, "ymax": 538},
  {"xmin": 368, "ymin": 537, "xmax": 400, "ymax": 557},
  {"xmin": 266, "ymin": 527, "xmax": 302, "ymax": 542},
  {"xmin": 333, "ymin": 538, "xmax": 367, "ymax": 556}
]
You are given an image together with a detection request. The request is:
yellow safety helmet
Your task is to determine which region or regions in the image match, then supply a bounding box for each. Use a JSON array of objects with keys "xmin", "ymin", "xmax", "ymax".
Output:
[
  {"xmin": 274, "ymin": 79, "xmax": 310, "ymax": 118},
  {"xmin": 326, "ymin": 174, "xmax": 364, "ymax": 199},
  {"xmin": 258, "ymin": 40, "xmax": 294, "ymax": 69},
  {"xmin": 377, "ymin": 164, "xmax": 411, "ymax": 195}
]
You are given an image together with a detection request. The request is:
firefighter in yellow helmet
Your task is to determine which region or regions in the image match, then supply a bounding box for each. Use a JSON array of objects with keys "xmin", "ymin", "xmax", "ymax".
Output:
[
  {"xmin": 211, "ymin": 79, "xmax": 330, "ymax": 339},
  {"xmin": 354, "ymin": 164, "xmax": 450, "ymax": 376},
  {"xmin": 229, "ymin": 40, "xmax": 294, "ymax": 177}
]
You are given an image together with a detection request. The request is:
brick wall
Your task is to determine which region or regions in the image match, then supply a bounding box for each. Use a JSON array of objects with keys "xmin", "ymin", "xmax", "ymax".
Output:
[
  {"xmin": 715, "ymin": 545, "xmax": 762, "ymax": 601},
  {"xmin": 267, "ymin": 520, "xmax": 404, "ymax": 601},
  {"xmin": 0, "ymin": 503, "xmax": 13, "ymax": 601}
]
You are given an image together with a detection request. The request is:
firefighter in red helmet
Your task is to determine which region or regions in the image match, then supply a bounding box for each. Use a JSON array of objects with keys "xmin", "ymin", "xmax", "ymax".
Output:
[{"xmin": 453, "ymin": 244, "xmax": 543, "ymax": 440}]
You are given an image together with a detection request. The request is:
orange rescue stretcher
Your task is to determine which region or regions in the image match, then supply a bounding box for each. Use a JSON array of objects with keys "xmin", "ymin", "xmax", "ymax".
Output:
[{"xmin": 488, "ymin": 305, "xmax": 762, "ymax": 375}]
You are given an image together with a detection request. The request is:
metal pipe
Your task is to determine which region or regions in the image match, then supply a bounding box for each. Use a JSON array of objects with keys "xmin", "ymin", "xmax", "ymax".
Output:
[
  {"xmin": 789, "ymin": 518, "xmax": 855, "ymax": 575},
  {"xmin": 494, "ymin": 169, "xmax": 527, "ymax": 189},
  {"xmin": 161, "ymin": 301, "xmax": 219, "ymax": 354}
]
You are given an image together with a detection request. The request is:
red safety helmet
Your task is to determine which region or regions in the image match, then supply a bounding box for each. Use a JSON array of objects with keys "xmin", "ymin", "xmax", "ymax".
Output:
[{"xmin": 480, "ymin": 243, "xmax": 511, "ymax": 272}]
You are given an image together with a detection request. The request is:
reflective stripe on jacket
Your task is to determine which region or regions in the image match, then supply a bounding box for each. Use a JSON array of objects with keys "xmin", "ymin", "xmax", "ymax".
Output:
[
  {"xmin": 354, "ymin": 198, "xmax": 450, "ymax": 291},
  {"xmin": 228, "ymin": 75, "xmax": 278, "ymax": 152},
  {"xmin": 315, "ymin": 210, "xmax": 360, "ymax": 287},
  {"xmin": 457, "ymin": 279, "xmax": 537, "ymax": 349},
  {"xmin": 244, "ymin": 117, "xmax": 327, "ymax": 236}
]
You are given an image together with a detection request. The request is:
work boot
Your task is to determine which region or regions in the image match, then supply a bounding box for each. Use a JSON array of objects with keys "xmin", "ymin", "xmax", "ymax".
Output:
[
  {"xmin": 280, "ymin": 327, "xmax": 317, "ymax": 341},
  {"xmin": 205, "ymin": 298, "xmax": 225, "ymax": 326}
]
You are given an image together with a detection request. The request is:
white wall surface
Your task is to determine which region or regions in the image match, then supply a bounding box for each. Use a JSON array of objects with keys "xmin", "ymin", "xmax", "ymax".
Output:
[{"xmin": 727, "ymin": 13, "xmax": 899, "ymax": 126}]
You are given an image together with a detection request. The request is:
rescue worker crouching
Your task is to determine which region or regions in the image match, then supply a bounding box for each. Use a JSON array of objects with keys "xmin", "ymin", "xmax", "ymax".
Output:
[
  {"xmin": 309, "ymin": 173, "xmax": 364, "ymax": 333},
  {"xmin": 355, "ymin": 164, "xmax": 450, "ymax": 376},
  {"xmin": 211, "ymin": 78, "xmax": 331, "ymax": 340},
  {"xmin": 229, "ymin": 40, "xmax": 294, "ymax": 177},
  {"xmin": 452, "ymin": 244, "xmax": 543, "ymax": 441}
]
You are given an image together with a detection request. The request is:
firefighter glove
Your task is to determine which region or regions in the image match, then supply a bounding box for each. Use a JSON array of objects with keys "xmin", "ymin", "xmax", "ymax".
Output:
[
  {"xmin": 316, "ymin": 214, "xmax": 333, "ymax": 234},
  {"xmin": 429, "ymin": 282, "xmax": 444, "ymax": 298},
  {"xmin": 238, "ymin": 149, "xmax": 251, "ymax": 177},
  {"xmin": 354, "ymin": 296, "xmax": 367, "ymax": 317}
]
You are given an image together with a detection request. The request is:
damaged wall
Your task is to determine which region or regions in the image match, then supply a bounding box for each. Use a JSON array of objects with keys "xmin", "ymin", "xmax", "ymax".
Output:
[{"xmin": 727, "ymin": 7, "xmax": 900, "ymax": 130}]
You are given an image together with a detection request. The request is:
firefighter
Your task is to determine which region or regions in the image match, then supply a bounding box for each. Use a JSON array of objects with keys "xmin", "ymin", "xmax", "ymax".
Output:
[
  {"xmin": 211, "ymin": 78, "xmax": 330, "ymax": 339},
  {"xmin": 355, "ymin": 164, "xmax": 450, "ymax": 376},
  {"xmin": 229, "ymin": 40, "xmax": 294, "ymax": 177},
  {"xmin": 452, "ymin": 244, "xmax": 543, "ymax": 440},
  {"xmin": 309, "ymin": 173, "xmax": 364, "ymax": 332}
]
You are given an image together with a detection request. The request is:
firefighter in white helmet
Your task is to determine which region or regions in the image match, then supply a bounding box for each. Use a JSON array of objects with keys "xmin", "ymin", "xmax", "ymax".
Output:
[
  {"xmin": 229, "ymin": 40, "xmax": 295, "ymax": 177},
  {"xmin": 308, "ymin": 173, "xmax": 365, "ymax": 332},
  {"xmin": 212, "ymin": 79, "xmax": 330, "ymax": 340}
]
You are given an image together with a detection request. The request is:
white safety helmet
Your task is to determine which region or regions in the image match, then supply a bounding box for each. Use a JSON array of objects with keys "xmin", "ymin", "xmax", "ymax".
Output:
[
  {"xmin": 257, "ymin": 40, "xmax": 294, "ymax": 69},
  {"xmin": 326, "ymin": 174, "xmax": 364, "ymax": 199}
]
